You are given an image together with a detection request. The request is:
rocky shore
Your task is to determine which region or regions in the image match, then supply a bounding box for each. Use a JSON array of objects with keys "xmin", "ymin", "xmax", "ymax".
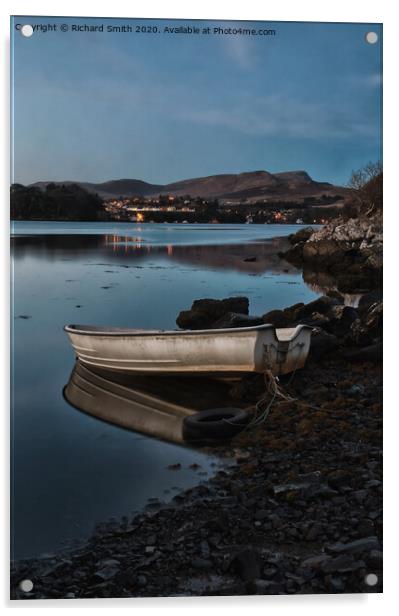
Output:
[
  {"xmin": 11, "ymin": 288, "xmax": 382, "ymax": 599},
  {"xmin": 280, "ymin": 210, "xmax": 382, "ymax": 292}
]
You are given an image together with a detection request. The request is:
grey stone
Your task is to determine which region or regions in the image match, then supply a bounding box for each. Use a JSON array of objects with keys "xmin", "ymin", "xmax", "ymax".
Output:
[
  {"xmin": 213, "ymin": 312, "xmax": 264, "ymax": 329},
  {"xmin": 263, "ymin": 567, "xmax": 278, "ymax": 578},
  {"xmin": 176, "ymin": 297, "xmax": 249, "ymax": 330},
  {"xmin": 367, "ymin": 549, "xmax": 383, "ymax": 566},
  {"xmin": 136, "ymin": 574, "xmax": 147, "ymax": 587},
  {"xmin": 353, "ymin": 489, "xmax": 368, "ymax": 503},
  {"xmin": 329, "ymin": 577, "xmax": 345, "ymax": 592},
  {"xmin": 254, "ymin": 509, "xmax": 269, "ymax": 521},
  {"xmin": 305, "ymin": 523, "xmax": 323, "ymax": 541},
  {"xmin": 253, "ymin": 579, "xmax": 280, "ymax": 594},
  {"xmin": 321, "ymin": 554, "xmax": 355, "ymax": 573},
  {"xmin": 191, "ymin": 558, "xmax": 213, "ymax": 571},
  {"xmin": 230, "ymin": 548, "xmax": 261, "ymax": 581},
  {"xmin": 94, "ymin": 565, "xmax": 119, "ymax": 581},
  {"xmin": 326, "ymin": 536, "xmax": 380, "ymax": 555},
  {"xmin": 301, "ymin": 554, "xmax": 331, "ymax": 570}
]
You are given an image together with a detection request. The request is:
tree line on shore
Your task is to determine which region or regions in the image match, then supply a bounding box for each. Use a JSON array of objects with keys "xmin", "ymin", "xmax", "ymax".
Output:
[{"xmin": 10, "ymin": 183, "xmax": 105, "ymax": 221}]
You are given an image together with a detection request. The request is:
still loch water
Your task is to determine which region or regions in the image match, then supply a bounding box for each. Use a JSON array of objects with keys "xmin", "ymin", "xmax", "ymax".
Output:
[{"xmin": 11, "ymin": 223, "xmax": 319, "ymax": 560}]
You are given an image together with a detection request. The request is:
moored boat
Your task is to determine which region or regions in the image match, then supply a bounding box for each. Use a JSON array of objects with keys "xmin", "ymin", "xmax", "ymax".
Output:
[{"xmin": 64, "ymin": 323, "xmax": 312, "ymax": 376}]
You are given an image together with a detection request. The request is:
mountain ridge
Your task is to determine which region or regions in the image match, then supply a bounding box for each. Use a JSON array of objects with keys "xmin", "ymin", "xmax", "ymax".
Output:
[{"xmin": 30, "ymin": 170, "xmax": 348, "ymax": 203}]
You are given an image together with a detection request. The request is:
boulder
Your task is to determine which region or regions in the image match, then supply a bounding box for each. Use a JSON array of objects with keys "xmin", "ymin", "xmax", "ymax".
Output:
[
  {"xmin": 279, "ymin": 242, "xmax": 306, "ymax": 265},
  {"xmin": 300, "ymin": 311, "xmax": 331, "ymax": 328},
  {"xmin": 302, "ymin": 239, "xmax": 349, "ymax": 268},
  {"xmin": 280, "ymin": 212, "xmax": 382, "ymax": 294},
  {"xmin": 263, "ymin": 297, "xmax": 340, "ymax": 330},
  {"xmin": 308, "ymin": 328, "xmax": 339, "ymax": 360},
  {"xmin": 342, "ymin": 342, "xmax": 383, "ymax": 363},
  {"xmin": 325, "ymin": 305, "xmax": 359, "ymax": 337},
  {"xmin": 359, "ymin": 289, "xmax": 383, "ymax": 308},
  {"xmin": 212, "ymin": 312, "xmax": 264, "ymax": 329},
  {"xmin": 288, "ymin": 226, "xmax": 315, "ymax": 245},
  {"xmin": 297, "ymin": 295, "xmax": 341, "ymax": 318},
  {"xmin": 229, "ymin": 548, "xmax": 261, "ymax": 581},
  {"xmin": 348, "ymin": 301, "xmax": 382, "ymax": 346},
  {"xmin": 176, "ymin": 297, "xmax": 249, "ymax": 330},
  {"xmin": 282, "ymin": 302, "xmax": 306, "ymax": 322},
  {"xmin": 262, "ymin": 309, "xmax": 291, "ymax": 328}
]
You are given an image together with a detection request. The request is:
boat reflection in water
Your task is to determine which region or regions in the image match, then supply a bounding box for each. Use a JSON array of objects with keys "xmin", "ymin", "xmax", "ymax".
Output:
[{"xmin": 63, "ymin": 361, "xmax": 248, "ymax": 446}]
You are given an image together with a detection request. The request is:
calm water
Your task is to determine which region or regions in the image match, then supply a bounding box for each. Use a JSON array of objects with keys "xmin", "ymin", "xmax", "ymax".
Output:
[{"xmin": 11, "ymin": 223, "xmax": 319, "ymax": 560}]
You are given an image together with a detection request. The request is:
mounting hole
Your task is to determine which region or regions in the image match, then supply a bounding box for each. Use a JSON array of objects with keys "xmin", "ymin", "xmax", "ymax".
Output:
[
  {"xmin": 21, "ymin": 25, "xmax": 33, "ymax": 37},
  {"xmin": 19, "ymin": 579, "xmax": 34, "ymax": 593},
  {"xmin": 365, "ymin": 573, "xmax": 378, "ymax": 586},
  {"xmin": 365, "ymin": 31, "xmax": 378, "ymax": 45}
]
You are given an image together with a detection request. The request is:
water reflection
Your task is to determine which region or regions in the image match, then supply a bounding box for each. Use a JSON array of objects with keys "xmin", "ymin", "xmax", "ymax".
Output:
[
  {"xmin": 64, "ymin": 361, "xmax": 190, "ymax": 445},
  {"xmin": 64, "ymin": 361, "xmax": 242, "ymax": 446},
  {"xmin": 303, "ymin": 271, "xmax": 363, "ymax": 306},
  {"xmin": 12, "ymin": 233, "xmax": 297, "ymax": 275}
]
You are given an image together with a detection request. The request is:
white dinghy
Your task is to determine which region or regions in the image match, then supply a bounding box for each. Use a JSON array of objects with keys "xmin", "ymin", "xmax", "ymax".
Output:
[{"xmin": 64, "ymin": 323, "xmax": 312, "ymax": 376}]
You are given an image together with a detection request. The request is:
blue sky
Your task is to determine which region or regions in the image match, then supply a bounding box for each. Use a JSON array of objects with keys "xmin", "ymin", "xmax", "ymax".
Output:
[{"xmin": 11, "ymin": 17, "xmax": 382, "ymax": 186}]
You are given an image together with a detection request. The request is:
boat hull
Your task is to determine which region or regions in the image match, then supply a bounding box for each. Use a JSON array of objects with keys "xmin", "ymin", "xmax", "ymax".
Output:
[{"xmin": 64, "ymin": 323, "xmax": 312, "ymax": 376}]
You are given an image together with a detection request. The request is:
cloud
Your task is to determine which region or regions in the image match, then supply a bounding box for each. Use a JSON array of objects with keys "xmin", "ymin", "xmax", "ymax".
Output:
[
  {"xmin": 362, "ymin": 73, "xmax": 383, "ymax": 88},
  {"xmin": 181, "ymin": 93, "xmax": 379, "ymax": 140},
  {"xmin": 350, "ymin": 73, "xmax": 382, "ymax": 89},
  {"xmin": 223, "ymin": 35, "xmax": 255, "ymax": 69}
]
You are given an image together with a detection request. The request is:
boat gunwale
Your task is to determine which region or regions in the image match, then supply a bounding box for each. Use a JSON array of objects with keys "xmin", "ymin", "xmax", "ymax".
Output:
[{"xmin": 64, "ymin": 323, "xmax": 312, "ymax": 338}]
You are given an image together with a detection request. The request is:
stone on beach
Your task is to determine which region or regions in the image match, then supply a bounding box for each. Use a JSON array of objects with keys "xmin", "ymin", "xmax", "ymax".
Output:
[{"xmin": 176, "ymin": 297, "xmax": 249, "ymax": 329}]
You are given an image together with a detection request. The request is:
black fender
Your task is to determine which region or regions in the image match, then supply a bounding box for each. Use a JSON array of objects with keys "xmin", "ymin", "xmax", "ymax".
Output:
[{"xmin": 182, "ymin": 407, "xmax": 250, "ymax": 444}]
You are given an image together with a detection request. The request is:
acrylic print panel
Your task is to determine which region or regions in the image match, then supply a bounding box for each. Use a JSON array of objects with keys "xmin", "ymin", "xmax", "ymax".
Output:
[{"xmin": 10, "ymin": 16, "xmax": 382, "ymax": 599}]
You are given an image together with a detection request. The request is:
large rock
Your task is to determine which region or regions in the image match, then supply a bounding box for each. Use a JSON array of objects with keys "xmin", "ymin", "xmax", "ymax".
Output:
[
  {"xmin": 280, "ymin": 211, "xmax": 383, "ymax": 292},
  {"xmin": 342, "ymin": 342, "xmax": 383, "ymax": 363},
  {"xmin": 324, "ymin": 305, "xmax": 359, "ymax": 337},
  {"xmin": 262, "ymin": 302, "xmax": 305, "ymax": 327},
  {"xmin": 302, "ymin": 239, "xmax": 349, "ymax": 267},
  {"xmin": 359, "ymin": 289, "xmax": 383, "ymax": 308},
  {"xmin": 278, "ymin": 242, "xmax": 306, "ymax": 266},
  {"xmin": 212, "ymin": 312, "xmax": 264, "ymax": 329},
  {"xmin": 263, "ymin": 296, "xmax": 341, "ymax": 329},
  {"xmin": 347, "ymin": 301, "xmax": 382, "ymax": 346},
  {"xmin": 297, "ymin": 295, "xmax": 340, "ymax": 319},
  {"xmin": 308, "ymin": 328, "xmax": 339, "ymax": 360},
  {"xmin": 288, "ymin": 226, "xmax": 315, "ymax": 245},
  {"xmin": 176, "ymin": 297, "xmax": 249, "ymax": 330},
  {"xmin": 262, "ymin": 309, "xmax": 291, "ymax": 328}
]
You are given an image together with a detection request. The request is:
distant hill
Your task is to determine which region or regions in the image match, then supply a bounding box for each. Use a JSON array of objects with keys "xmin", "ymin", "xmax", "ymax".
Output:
[
  {"xmin": 31, "ymin": 179, "xmax": 163, "ymax": 200},
  {"xmin": 30, "ymin": 170, "xmax": 348, "ymax": 203}
]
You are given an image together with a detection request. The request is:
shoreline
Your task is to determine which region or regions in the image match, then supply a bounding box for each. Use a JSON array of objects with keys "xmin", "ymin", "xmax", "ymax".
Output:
[{"xmin": 11, "ymin": 292, "xmax": 382, "ymax": 599}]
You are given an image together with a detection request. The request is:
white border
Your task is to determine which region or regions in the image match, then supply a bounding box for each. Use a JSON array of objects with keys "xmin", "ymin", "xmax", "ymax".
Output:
[{"xmin": 1, "ymin": 1, "xmax": 396, "ymax": 614}]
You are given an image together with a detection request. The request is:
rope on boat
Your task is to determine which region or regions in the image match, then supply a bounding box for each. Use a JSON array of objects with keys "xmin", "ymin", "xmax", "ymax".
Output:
[
  {"xmin": 221, "ymin": 368, "xmax": 298, "ymax": 429},
  {"xmin": 244, "ymin": 360, "xmax": 330, "ymax": 427},
  {"xmin": 222, "ymin": 349, "xmax": 303, "ymax": 429},
  {"xmin": 246, "ymin": 369, "xmax": 296, "ymax": 428},
  {"xmin": 222, "ymin": 338, "xmax": 334, "ymax": 432}
]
